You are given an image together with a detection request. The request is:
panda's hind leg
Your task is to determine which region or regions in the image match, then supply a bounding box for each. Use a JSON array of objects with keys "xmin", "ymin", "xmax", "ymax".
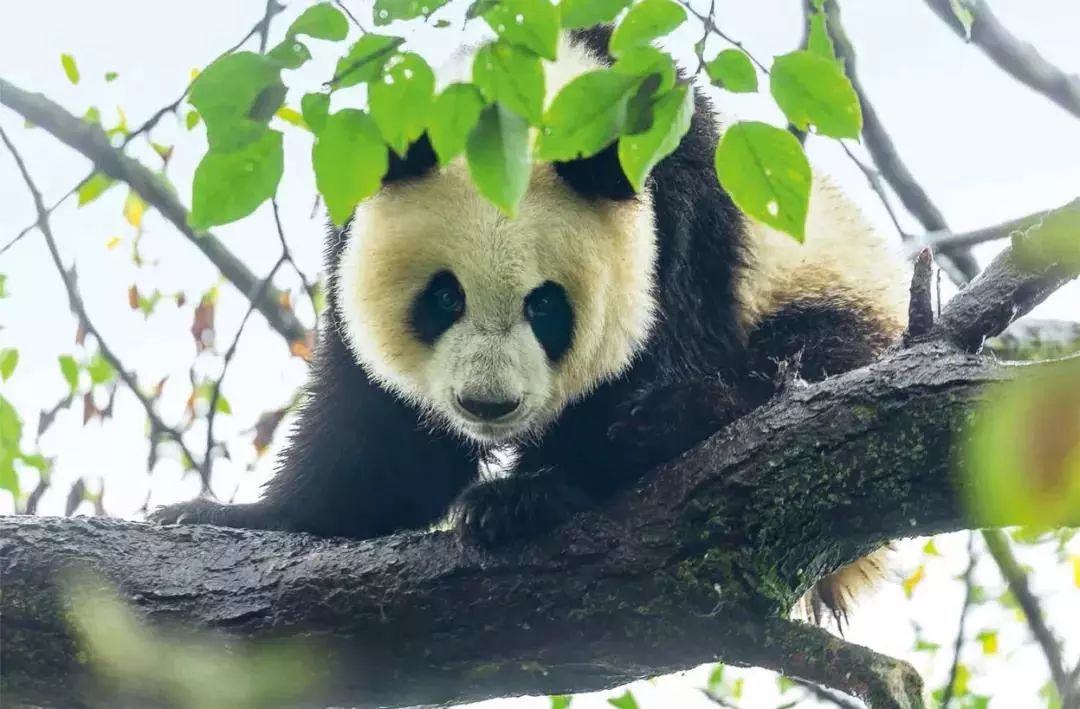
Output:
[{"xmin": 746, "ymin": 299, "xmax": 900, "ymax": 386}]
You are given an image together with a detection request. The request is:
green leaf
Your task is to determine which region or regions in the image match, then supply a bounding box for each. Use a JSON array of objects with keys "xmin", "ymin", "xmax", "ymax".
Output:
[
  {"xmin": 550, "ymin": 697, "xmax": 572, "ymax": 709},
  {"xmin": 76, "ymin": 173, "xmax": 117, "ymax": 207},
  {"xmin": 216, "ymin": 395, "xmax": 232, "ymax": 415},
  {"xmin": 473, "ymin": 42, "xmax": 545, "ymax": 124},
  {"xmin": 608, "ymin": 0, "xmax": 685, "ymax": 57},
  {"xmin": 313, "ymin": 109, "xmax": 389, "ymax": 226},
  {"xmin": 805, "ymin": 0, "xmax": 836, "ymax": 61},
  {"xmin": 705, "ymin": 49, "xmax": 758, "ymax": 93},
  {"xmin": 268, "ymin": 40, "xmax": 312, "ymax": 70},
  {"xmin": 288, "ymin": 3, "xmax": 349, "ymax": 40},
  {"xmin": 536, "ymin": 69, "xmax": 636, "ymax": 161},
  {"xmin": 190, "ymin": 129, "xmax": 284, "ymax": 228},
  {"xmin": 618, "ymin": 82, "xmax": 693, "ymax": 192},
  {"xmin": 374, "ymin": 0, "xmax": 451, "ymax": 25},
  {"xmin": 560, "ymin": 0, "xmax": 631, "ymax": 29},
  {"xmin": 706, "ymin": 664, "xmax": 725, "ymax": 693},
  {"xmin": 922, "ymin": 539, "xmax": 941, "ymax": 556},
  {"xmin": 61, "ymin": 53, "xmax": 80, "ymax": 84},
  {"xmin": 104, "ymin": 71, "xmax": 119, "ymax": 82},
  {"xmin": 0, "ymin": 349, "xmax": 18, "ymax": 381},
  {"xmin": 770, "ymin": 50, "xmax": 862, "ymax": 139},
  {"xmin": 0, "ymin": 274, "xmax": 7, "ymax": 298},
  {"xmin": 302, "ymin": 93, "xmax": 331, "ymax": 133},
  {"xmin": 189, "ymin": 52, "xmax": 284, "ymax": 151},
  {"xmin": 185, "ymin": 110, "xmax": 201, "ymax": 130},
  {"xmin": 86, "ymin": 352, "xmax": 114, "ymax": 385},
  {"xmin": 466, "ymin": 103, "xmax": 530, "ymax": 217},
  {"xmin": 369, "ymin": 52, "xmax": 435, "ymax": 156},
  {"xmin": 83, "ymin": 106, "xmax": 101, "ymax": 126},
  {"xmin": 607, "ymin": 691, "xmax": 639, "ymax": 709},
  {"xmin": 714, "ymin": 121, "xmax": 811, "ymax": 241},
  {"xmin": 483, "ymin": 0, "xmax": 560, "ymax": 61},
  {"xmin": 332, "ymin": 34, "xmax": 405, "ymax": 88},
  {"xmin": 428, "ymin": 83, "xmax": 485, "ymax": 166},
  {"xmin": 20, "ymin": 453, "xmax": 49, "ymax": 476},
  {"xmin": 613, "ymin": 46, "xmax": 676, "ymax": 93},
  {"xmin": 1012, "ymin": 198, "xmax": 1080, "ymax": 271},
  {"xmin": 58, "ymin": 355, "xmax": 79, "ymax": 393}
]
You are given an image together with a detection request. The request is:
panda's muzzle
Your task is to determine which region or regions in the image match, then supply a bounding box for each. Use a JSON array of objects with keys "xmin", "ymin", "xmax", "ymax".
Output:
[{"xmin": 454, "ymin": 394, "xmax": 522, "ymax": 422}]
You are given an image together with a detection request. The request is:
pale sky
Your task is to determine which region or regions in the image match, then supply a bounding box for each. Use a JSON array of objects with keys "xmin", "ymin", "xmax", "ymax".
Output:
[{"xmin": 1, "ymin": 1, "xmax": 1078, "ymax": 707}]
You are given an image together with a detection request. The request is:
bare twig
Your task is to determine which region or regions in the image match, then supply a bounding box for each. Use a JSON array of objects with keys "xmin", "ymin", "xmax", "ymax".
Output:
[
  {"xmin": 334, "ymin": 0, "xmax": 368, "ymax": 32},
  {"xmin": 981, "ymin": 529, "xmax": 1069, "ymax": 697},
  {"xmin": 204, "ymin": 200, "xmax": 291, "ymax": 464},
  {"xmin": 904, "ymin": 248, "xmax": 936, "ymax": 343},
  {"xmin": 940, "ymin": 533, "xmax": 977, "ymax": 708},
  {"xmin": 674, "ymin": 0, "xmax": 769, "ymax": 74},
  {"xmin": 923, "ymin": 0, "xmax": 1080, "ymax": 121},
  {"xmin": 824, "ymin": 0, "xmax": 979, "ymax": 284},
  {"xmin": 0, "ymin": 78, "xmax": 308, "ymax": 346},
  {"xmin": 0, "ymin": 126, "xmax": 207, "ymax": 485},
  {"xmin": 791, "ymin": 678, "xmax": 863, "ymax": 709},
  {"xmin": 905, "ymin": 204, "xmax": 1073, "ymax": 258}
]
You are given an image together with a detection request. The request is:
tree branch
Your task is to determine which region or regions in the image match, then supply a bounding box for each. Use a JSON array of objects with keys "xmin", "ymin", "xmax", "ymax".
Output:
[
  {"xmin": 923, "ymin": 0, "xmax": 1080, "ymax": 121},
  {"xmin": 981, "ymin": 529, "xmax": 1069, "ymax": 697},
  {"xmin": 0, "ymin": 77, "xmax": 308, "ymax": 347},
  {"xmin": 0, "ymin": 125, "xmax": 208, "ymax": 483},
  {"xmin": 904, "ymin": 206, "xmax": 1057, "ymax": 258},
  {"xmin": 825, "ymin": 0, "xmax": 980, "ymax": 284}
]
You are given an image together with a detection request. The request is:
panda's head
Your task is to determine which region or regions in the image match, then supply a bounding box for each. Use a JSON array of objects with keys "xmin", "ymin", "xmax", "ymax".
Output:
[
  {"xmin": 334, "ymin": 155, "xmax": 657, "ymax": 443},
  {"xmin": 331, "ymin": 32, "xmax": 673, "ymax": 443}
]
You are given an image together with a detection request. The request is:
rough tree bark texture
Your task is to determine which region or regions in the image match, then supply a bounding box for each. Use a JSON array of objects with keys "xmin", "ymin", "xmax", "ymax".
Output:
[{"xmin": 1, "ymin": 245, "xmax": 1076, "ymax": 709}]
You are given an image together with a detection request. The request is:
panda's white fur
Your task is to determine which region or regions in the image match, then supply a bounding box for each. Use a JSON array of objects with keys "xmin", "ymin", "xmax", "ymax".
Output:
[
  {"xmin": 336, "ymin": 160, "xmax": 658, "ymax": 442},
  {"xmin": 336, "ymin": 39, "xmax": 661, "ymax": 443}
]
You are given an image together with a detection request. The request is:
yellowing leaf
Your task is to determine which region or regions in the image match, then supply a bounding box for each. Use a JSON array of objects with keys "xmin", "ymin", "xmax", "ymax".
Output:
[
  {"xmin": 922, "ymin": 539, "xmax": 941, "ymax": 556},
  {"xmin": 1072, "ymin": 555, "xmax": 1080, "ymax": 588},
  {"xmin": 105, "ymin": 236, "xmax": 122, "ymax": 250},
  {"xmin": 123, "ymin": 190, "xmax": 146, "ymax": 228},
  {"xmin": 275, "ymin": 106, "xmax": 308, "ymax": 129},
  {"xmin": 976, "ymin": 629, "xmax": 998, "ymax": 655},
  {"xmin": 902, "ymin": 564, "xmax": 925, "ymax": 598}
]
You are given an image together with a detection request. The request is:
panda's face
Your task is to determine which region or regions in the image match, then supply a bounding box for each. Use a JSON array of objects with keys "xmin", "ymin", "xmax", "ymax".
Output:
[{"xmin": 335, "ymin": 162, "xmax": 657, "ymax": 443}]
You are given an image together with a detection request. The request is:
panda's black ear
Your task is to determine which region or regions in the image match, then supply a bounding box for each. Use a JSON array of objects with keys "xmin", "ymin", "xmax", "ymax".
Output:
[
  {"xmin": 384, "ymin": 133, "xmax": 438, "ymax": 185},
  {"xmin": 553, "ymin": 141, "xmax": 637, "ymax": 201}
]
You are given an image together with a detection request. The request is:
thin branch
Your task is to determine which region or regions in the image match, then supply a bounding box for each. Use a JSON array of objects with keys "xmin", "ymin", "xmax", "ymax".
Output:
[
  {"xmin": 923, "ymin": 0, "xmax": 1080, "ymax": 121},
  {"xmin": 4, "ymin": 1, "xmax": 287, "ymax": 255},
  {"xmin": 203, "ymin": 201, "xmax": 291, "ymax": 465},
  {"xmin": 674, "ymin": 0, "xmax": 770, "ymax": 74},
  {"xmin": 940, "ymin": 532, "xmax": 977, "ymax": 708},
  {"xmin": 0, "ymin": 77, "xmax": 308, "ymax": 346},
  {"xmin": 334, "ymin": 0, "xmax": 368, "ymax": 32},
  {"xmin": 791, "ymin": 678, "xmax": 864, "ymax": 709},
  {"xmin": 981, "ymin": 529, "xmax": 1069, "ymax": 697},
  {"xmin": 905, "ymin": 205, "xmax": 1069, "ymax": 258},
  {"xmin": 0, "ymin": 126, "xmax": 207, "ymax": 484},
  {"xmin": 824, "ymin": 0, "xmax": 979, "ymax": 284}
]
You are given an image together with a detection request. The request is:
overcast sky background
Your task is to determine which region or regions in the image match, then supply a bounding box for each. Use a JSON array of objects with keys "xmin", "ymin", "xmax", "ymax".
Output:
[{"xmin": 1, "ymin": 1, "xmax": 1077, "ymax": 707}]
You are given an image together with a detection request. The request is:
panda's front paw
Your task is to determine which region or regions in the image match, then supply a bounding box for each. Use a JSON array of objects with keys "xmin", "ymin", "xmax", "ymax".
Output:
[
  {"xmin": 456, "ymin": 476, "xmax": 586, "ymax": 548},
  {"xmin": 147, "ymin": 498, "xmax": 226, "ymax": 526}
]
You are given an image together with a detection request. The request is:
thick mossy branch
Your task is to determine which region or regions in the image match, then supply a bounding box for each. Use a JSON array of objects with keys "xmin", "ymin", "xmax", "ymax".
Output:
[{"xmin": 2, "ymin": 345, "xmax": 1074, "ymax": 708}]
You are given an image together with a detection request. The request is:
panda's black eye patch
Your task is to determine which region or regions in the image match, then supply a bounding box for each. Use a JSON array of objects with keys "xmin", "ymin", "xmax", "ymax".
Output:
[
  {"xmin": 410, "ymin": 270, "xmax": 465, "ymax": 344},
  {"xmin": 525, "ymin": 282, "xmax": 573, "ymax": 362}
]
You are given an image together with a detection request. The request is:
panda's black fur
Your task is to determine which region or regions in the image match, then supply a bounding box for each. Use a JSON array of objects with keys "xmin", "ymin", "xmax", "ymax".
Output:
[{"xmin": 153, "ymin": 26, "xmax": 900, "ymax": 617}]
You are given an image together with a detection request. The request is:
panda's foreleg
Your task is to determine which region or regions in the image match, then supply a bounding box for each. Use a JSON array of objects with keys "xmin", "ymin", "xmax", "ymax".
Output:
[
  {"xmin": 455, "ymin": 375, "xmax": 752, "ymax": 547},
  {"xmin": 151, "ymin": 338, "xmax": 479, "ymax": 539}
]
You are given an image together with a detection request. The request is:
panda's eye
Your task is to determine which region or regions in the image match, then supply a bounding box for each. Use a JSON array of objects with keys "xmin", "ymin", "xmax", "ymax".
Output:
[
  {"xmin": 409, "ymin": 270, "xmax": 465, "ymax": 344},
  {"xmin": 433, "ymin": 286, "xmax": 463, "ymax": 314},
  {"xmin": 525, "ymin": 294, "xmax": 552, "ymax": 320}
]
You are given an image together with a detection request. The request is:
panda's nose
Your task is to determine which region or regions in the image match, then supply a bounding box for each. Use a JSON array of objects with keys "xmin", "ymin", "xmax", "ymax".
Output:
[{"xmin": 456, "ymin": 395, "xmax": 521, "ymax": 421}]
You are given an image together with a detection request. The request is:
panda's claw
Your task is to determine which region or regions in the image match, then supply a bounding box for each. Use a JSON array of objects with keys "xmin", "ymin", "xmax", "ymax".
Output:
[{"xmin": 456, "ymin": 475, "xmax": 585, "ymax": 548}]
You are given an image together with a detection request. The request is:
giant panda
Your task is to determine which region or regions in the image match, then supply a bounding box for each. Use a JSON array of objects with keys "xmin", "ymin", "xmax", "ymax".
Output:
[{"xmin": 153, "ymin": 26, "xmax": 908, "ymax": 620}]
